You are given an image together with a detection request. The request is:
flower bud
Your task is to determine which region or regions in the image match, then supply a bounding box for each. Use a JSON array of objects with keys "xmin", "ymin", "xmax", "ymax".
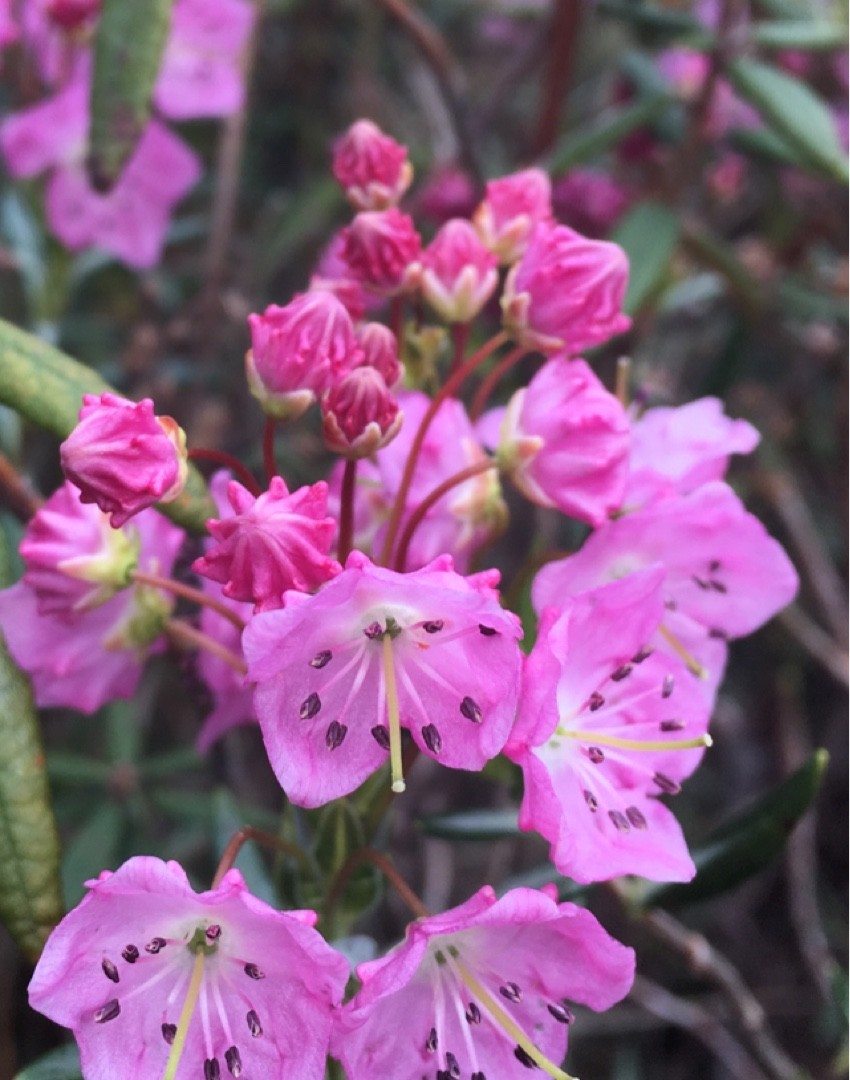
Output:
[
  {"xmin": 322, "ymin": 367, "xmax": 402, "ymax": 458},
  {"xmin": 342, "ymin": 208, "xmax": 421, "ymax": 295},
  {"xmin": 473, "ymin": 167, "xmax": 553, "ymax": 264},
  {"xmin": 44, "ymin": 0, "xmax": 100, "ymax": 30},
  {"xmin": 332, "ymin": 119, "xmax": 413, "ymax": 211},
  {"xmin": 416, "ymin": 218, "xmax": 499, "ymax": 323},
  {"xmin": 356, "ymin": 322, "xmax": 403, "ymax": 389},
  {"xmin": 60, "ymin": 393, "xmax": 188, "ymax": 528}
]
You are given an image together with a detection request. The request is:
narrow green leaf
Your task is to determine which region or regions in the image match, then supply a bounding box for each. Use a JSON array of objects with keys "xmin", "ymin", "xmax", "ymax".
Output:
[
  {"xmin": 0, "ymin": 317, "xmax": 215, "ymax": 533},
  {"xmin": 14, "ymin": 1043, "xmax": 82, "ymax": 1080},
  {"xmin": 419, "ymin": 808, "xmax": 520, "ymax": 841},
  {"xmin": 730, "ymin": 124, "xmax": 800, "ymax": 166},
  {"xmin": 639, "ymin": 749, "xmax": 829, "ymax": 910},
  {"xmin": 88, "ymin": 0, "xmax": 174, "ymax": 189},
  {"xmin": 597, "ymin": 0, "xmax": 712, "ymax": 44},
  {"xmin": 61, "ymin": 802, "xmax": 125, "ymax": 908},
  {"xmin": 727, "ymin": 58, "xmax": 849, "ymax": 182},
  {"xmin": 612, "ymin": 201, "xmax": 681, "ymax": 315},
  {"xmin": 753, "ymin": 19, "xmax": 848, "ymax": 50},
  {"xmin": 547, "ymin": 95, "xmax": 672, "ymax": 173}
]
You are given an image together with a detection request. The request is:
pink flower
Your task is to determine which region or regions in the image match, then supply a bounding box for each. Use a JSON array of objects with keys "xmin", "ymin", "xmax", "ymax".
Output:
[
  {"xmin": 0, "ymin": 0, "xmax": 19, "ymax": 56},
  {"xmin": 322, "ymin": 367, "xmax": 403, "ymax": 459},
  {"xmin": 29, "ymin": 857, "xmax": 349, "ymax": 1080},
  {"xmin": 416, "ymin": 164, "xmax": 477, "ymax": 225},
  {"xmin": 43, "ymin": 0, "xmax": 99, "ymax": 30},
  {"xmin": 0, "ymin": 505, "xmax": 184, "ymax": 713},
  {"xmin": 332, "ymin": 884, "xmax": 635, "ymax": 1080},
  {"xmin": 309, "ymin": 230, "xmax": 375, "ymax": 321},
  {"xmin": 246, "ymin": 292, "xmax": 363, "ymax": 419},
  {"xmin": 506, "ymin": 569, "xmax": 711, "ymax": 883},
  {"xmin": 243, "ymin": 552, "xmax": 522, "ymax": 806},
  {"xmin": 332, "ymin": 118, "xmax": 413, "ymax": 210},
  {"xmin": 416, "ymin": 218, "xmax": 500, "ymax": 323},
  {"xmin": 342, "ymin": 208, "xmax": 422, "ymax": 295},
  {"xmin": 502, "ymin": 222, "xmax": 631, "ymax": 355},
  {"xmin": 495, "ymin": 357, "xmax": 630, "ymax": 525},
  {"xmin": 356, "ymin": 321, "xmax": 403, "ymax": 388},
  {"xmin": 193, "ymin": 476, "xmax": 340, "ymax": 612},
  {"xmin": 552, "ymin": 168, "xmax": 631, "ymax": 238},
  {"xmin": 60, "ymin": 393, "xmax": 188, "ymax": 528},
  {"xmin": 473, "ymin": 167, "xmax": 553, "ymax": 264},
  {"xmin": 154, "ymin": 0, "xmax": 254, "ymax": 120}
]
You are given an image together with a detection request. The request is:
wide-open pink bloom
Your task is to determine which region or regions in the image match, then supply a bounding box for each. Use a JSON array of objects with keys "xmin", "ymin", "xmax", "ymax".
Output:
[
  {"xmin": 332, "ymin": 118, "xmax": 413, "ymax": 210},
  {"xmin": 333, "ymin": 884, "xmax": 635, "ymax": 1080},
  {"xmin": 29, "ymin": 857, "xmax": 348, "ymax": 1080},
  {"xmin": 243, "ymin": 552, "xmax": 522, "ymax": 806},
  {"xmin": 507, "ymin": 569, "xmax": 710, "ymax": 883}
]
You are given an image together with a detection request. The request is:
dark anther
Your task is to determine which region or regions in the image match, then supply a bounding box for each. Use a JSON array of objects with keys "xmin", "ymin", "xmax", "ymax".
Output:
[
  {"xmin": 326, "ymin": 721, "xmax": 348, "ymax": 750},
  {"xmin": 460, "ymin": 696, "xmax": 482, "ymax": 724},
  {"xmin": 499, "ymin": 981, "xmax": 522, "ymax": 1003},
  {"xmin": 587, "ymin": 746, "xmax": 605, "ymax": 764},
  {"xmin": 662, "ymin": 674, "xmax": 675, "ymax": 699},
  {"xmin": 664, "ymin": 598, "xmax": 678, "ymax": 610},
  {"xmin": 611, "ymin": 663, "xmax": 633, "ymax": 682},
  {"xmin": 708, "ymin": 627, "xmax": 728, "ymax": 640},
  {"xmin": 246, "ymin": 1009, "xmax": 263, "ymax": 1037},
  {"xmin": 101, "ymin": 958, "xmax": 119, "ymax": 983},
  {"xmin": 588, "ymin": 691, "xmax": 605, "ymax": 712},
  {"xmin": 632, "ymin": 645, "xmax": 653, "ymax": 664},
  {"xmin": 709, "ymin": 580, "xmax": 727, "ymax": 593},
  {"xmin": 363, "ymin": 621, "xmax": 383, "ymax": 639},
  {"xmin": 371, "ymin": 725, "xmax": 391, "ymax": 750},
  {"xmin": 244, "ymin": 962, "xmax": 265, "ymax": 980},
  {"xmin": 121, "ymin": 944, "xmax": 139, "ymax": 964},
  {"xmin": 145, "ymin": 937, "xmax": 166, "ymax": 954},
  {"xmin": 310, "ymin": 649, "xmax": 332, "ymax": 669},
  {"xmin": 205, "ymin": 924, "xmax": 222, "ymax": 941},
  {"xmin": 478, "ymin": 624, "xmax": 497, "ymax": 636},
  {"xmin": 709, "ymin": 559, "xmax": 721, "ymax": 571},
  {"xmin": 162, "ymin": 1023, "xmax": 177, "ymax": 1045},
  {"xmin": 514, "ymin": 1045, "xmax": 538, "ymax": 1068},
  {"xmin": 93, "ymin": 999, "xmax": 121, "ymax": 1024},
  {"xmin": 692, "ymin": 575, "xmax": 710, "ymax": 590},
  {"xmin": 465, "ymin": 1002, "xmax": 481, "ymax": 1024},
  {"xmin": 472, "ymin": 1073, "xmax": 488, "ymax": 1080},
  {"xmin": 204, "ymin": 1058, "xmax": 221, "ymax": 1080},
  {"xmin": 426, "ymin": 1027, "xmax": 438, "ymax": 1053},
  {"xmin": 583, "ymin": 789, "xmax": 598, "ymax": 812},
  {"xmin": 653, "ymin": 772, "xmax": 681, "ymax": 795},
  {"xmin": 225, "ymin": 1046, "xmax": 243, "ymax": 1077},
  {"xmin": 423, "ymin": 620, "xmax": 444, "ymax": 633},
  {"xmin": 659, "ymin": 718, "xmax": 685, "ymax": 731},
  {"xmin": 421, "ymin": 723, "xmax": 442, "ymax": 754},
  {"xmin": 445, "ymin": 1051, "xmax": 461, "ymax": 1079},
  {"xmin": 626, "ymin": 806, "xmax": 648, "ymax": 829},
  {"xmin": 547, "ymin": 1002, "xmax": 574, "ymax": 1024},
  {"xmin": 300, "ymin": 692, "xmax": 321, "ymax": 720},
  {"xmin": 608, "ymin": 809, "xmax": 630, "ymax": 832}
]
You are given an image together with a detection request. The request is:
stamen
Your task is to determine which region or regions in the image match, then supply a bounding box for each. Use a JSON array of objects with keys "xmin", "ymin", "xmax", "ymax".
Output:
[
  {"xmin": 515, "ymin": 1045, "xmax": 538, "ymax": 1068},
  {"xmin": 326, "ymin": 721, "xmax": 348, "ymax": 750},
  {"xmin": 162, "ymin": 951, "xmax": 206, "ymax": 1080},
  {"xmin": 101, "ymin": 958, "xmax": 119, "ymax": 983},
  {"xmin": 204, "ymin": 1059, "xmax": 220, "ymax": 1080},
  {"xmin": 478, "ymin": 624, "xmax": 497, "ymax": 636},
  {"xmin": 653, "ymin": 772, "xmax": 681, "ymax": 795},
  {"xmin": 587, "ymin": 746, "xmax": 605, "ymax": 764},
  {"xmin": 246, "ymin": 1010, "xmax": 262, "ymax": 1037},
  {"xmin": 547, "ymin": 1002, "xmax": 574, "ymax": 1024},
  {"xmin": 299, "ymin": 692, "xmax": 321, "ymax": 720},
  {"xmin": 225, "ymin": 1046, "xmax": 242, "ymax": 1077},
  {"xmin": 626, "ymin": 806, "xmax": 647, "ymax": 829},
  {"xmin": 422, "ymin": 723, "xmax": 442, "ymax": 754},
  {"xmin": 445, "ymin": 1051, "xmax": 461, "ymax": 1078},
  {"xmin": 162, "ymin": 1023, "xmax": 177, "ymax": 1044},
  {"xmin": 371, "ymin": 725, "xmax": 390, "ymax": 750},
  {"xmin": 423, "ymin": 620, "xmax": 444, "ymax": 634},
  {"xmin": 426, "ymin": 1027, "xmax": 438, "ymax": 1053},
  {"xmin": 588, "ymin": 692, "xmax": 605, "ymax": 712},
  {"xmin": 558, "ymin": 728, "xmax": 713, "ymax": 753},
  {"xmin": 608, "ymin": 810, "xmax": 630, "ymax": 831},
  {"xmin": 310, "ymin": 649, "xmax": 332, "ymax": 668},
  {"xmin": 660, "ymin": 719, "xmax": 685, "ymax": 731},
  {"xmin": 382, "ymin": 635, "xmax": 406, "ymax": 793},
  {"xmin": 145, "ymin": 937, "xmax": 167, "ymax": 954},
  {"xmin": 460, "ymin": 696, "xmax": 482, "ymax": 724},
  {"xmin": 583, "ymin": 789, "xmax": 598, "ymax": 812},
  {"xmin": 610, "ymin": 664, "xmax": 632, "ymax": 682},
  {"xmin": 93, "ymin": 999, "xmax": 120, "ymax": 1023},
  {"xmin": 122, "ymin": 944, "xmax": 139, "ymax": 963},
  {"xmin": 243, "ymin": 963, "xmax": 265, "ymax": 980},
  {"xmin": 465, "ymin": 1002, "xmax": 482, "ymax": 1024},
  {"xmin": 658, "ymin": 625, "xmax": 707, "ymax": 678},
  {"xmin": 662, "ymin": 674, "xmax": 675, "ymax": 698},
  {"xmin": 499, "ymin": 982, "xmax": 522, "ymax": 1002}
]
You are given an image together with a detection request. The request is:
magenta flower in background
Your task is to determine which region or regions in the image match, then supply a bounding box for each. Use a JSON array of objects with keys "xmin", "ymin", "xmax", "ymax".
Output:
[
  {"xmin": 416, "ymin": 217, "xmax": 500, "ymax": 323},
  {"xmin": 332, "ymin": 118, "xmax": 413, "ymax": 210},
  {"xmin": 355, "ymin": 321, "xmax": 403, "ymax": 388},
  {"xmin": 243, "ymin": 552, "xmax": 522, "ymax": 806},
  {"xmin": 342, "ymin": 207, "xmax": 422, "ymax": 295},
  {"xmin": 507, "ymin": 568, "xmax": 711, "ymax": 883},
  {"xmin": 552, "ymin": 167, "xmax": 631, "ymax": 238},
  {"xmin": 60, "ymin": 393, "xmax": 188, "ymax": 528},
  {"xmin": 333, "ymin": 884, "xmax": 635, "ymax": 1080},
  {"xmin": 473, "ymin": 166, "xmax": 553, "ymax": 264},
  {"xmin": 416, "ymin": 163, "xmax": 477, "ymax": 225},
  {"xmin": 193, "ymin": 475, "xmax": 341, "ymax": 612},
  {"xmin": 29, "ymin": 857, "xmax": 349, "ymax": 1080},
  {"xmin": 321, "ymin": 366, "xmax": 403, "ymax": 459},
  {"xmin": 309, "ymin": 229, "xmax": 378, "ymax": 320}
]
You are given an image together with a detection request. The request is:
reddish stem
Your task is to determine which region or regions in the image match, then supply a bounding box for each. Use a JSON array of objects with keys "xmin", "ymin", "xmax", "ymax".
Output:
[
  {"xmin": 531, "ymin": 0, "xmax": 584, "ymax": 158},
  {"xmin": 390, "ymin": 295, "xmax": 405, "ymax": 342},
  {"xmin": 450, "ymin": 321, "xmax": 471, "ymax": 373},
  {"xmin": 0, "ymin": 452, "xmax": 43, "ymax": 520},
  {"xmin": 325, "ymin": 847, "xmax": 430, "ymax": 926},
  {"xmin": 394, "ymin": 458, "xmax": 499, "ymax": 572},
  {"xmin": 337, "ymin": 458, "xmax": 358, "ymax": 564},
  {"xmin": 188, "ymin": 448, "xmax": 261, "ymax": 496},
  {"xmin": 262, "ymin": 418, "xmax": 278, "ymax": 482},
  {"xmin": 212, "ymin": 826, "xmax": 310, "ymax": 889},
  {"xmin": 469, "ymin": 345, "xmax": 530, "ymax": 421},
  {"xmin": 379, "ymin": 329, "xmax": 509, "ymax": 566},
  {"xmin": 165, "ymin": 618, "xmax": 247, "ymax": 677},
  {"xmin": 132, "ymin": 569, "xmax": 246, "ymax": 631}
]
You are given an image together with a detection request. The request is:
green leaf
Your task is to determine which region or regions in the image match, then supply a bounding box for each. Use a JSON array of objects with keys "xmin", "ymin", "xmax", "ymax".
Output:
[
  {"xmin": 0, "ymin": 532, "xmax": 63, "ymax": 963},
  {"xmin": 497, "ymin": 862, "xmax": 589, "ymax": 902},
  {"xmin": 639, "ymin": 749, "xmax": 829, "ymax": 910},
  {"xmin": 547, "ymin": 96, "xmax": 672, "ymax": 174},
  {"xmin": 0, "ymin": 317, "xmax": 215, "ymax": 533},
  {"xmin": 730, "ymin": 124, "xmax": 800, "ymax": 167},
  {"xmin": 727, "ymin": 58, "xmax": 849, "ymax": 182},
  {"xmin": 61, "ymin": 801, "xmax": 126, "ymax": 907},
  {"xmin": 213, "ymin": 789, "xmax": 279, "ymax": 906},
  {"xmin": 612, "ymin": 201, "xmax": 681, "ymax": 316},
  {"xmin": 88, "ymin": 0, "xmax": 174, "ymax": 189},
  {"xmin": 753, "ymin": 19, "xmax": 848, "ymax": 50},
  {"xmin": 597, "ymin": 0, "xmax": 712, "ymax": 44},
  {"xmin": 14, "ymin": 1044, "xmax": 82, "ymax": 1080},
  {"xmin": 419, "ymin": 808, "xmax": 520, "ymax": 841}
]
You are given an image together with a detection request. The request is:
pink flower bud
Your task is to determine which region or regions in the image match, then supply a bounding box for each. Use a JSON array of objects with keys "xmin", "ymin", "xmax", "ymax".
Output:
[
  {"xmin": 60, "ymin": 393, "xmax": 188, "ymax": 528},
  {"xmin": 44, "ymin": 0, "xmax": 100, "ymax": 30},
  {"xmin": 331, "ymin": 119, "xmax": 413, "ymax": 210},
  {"xmin": 342, "ymin": 208, "xmax": 421, "ymax": 295},
  {"xmin": 246, "ymin": 292, "xmax": 363, "ymax": 419},
  {"xmin": 552, "ymin": 168, "xmax": 631, "ymax": 238},
  {"xmin": 417, "ymin": 164, "xmax": 477, "ymax": 225},
  {"xmin": 322, "ymin": 367, "xmax": 402, "ymax": 458},
  {"xmin": 473, "ymin": 167, "xmax": 553, "ymax": 264},
  {"xmin": 356, "ymin": 321, "xmax": 403, "ymax": 388},
  {"xmin": 502, "ymin": 222, "xmax": 631, "ymax": 355},
  {"xmin": 416, "ymin": 217, "xmax": 499, "ymax": 323},
  {"xmin": 309, "ymin": 230, "xmax": 373, "ymax": 321}
]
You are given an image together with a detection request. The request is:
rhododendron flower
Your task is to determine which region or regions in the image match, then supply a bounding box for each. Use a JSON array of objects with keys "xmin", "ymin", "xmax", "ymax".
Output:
[
  {"xmin": 552, "ymin": 168, "xmax": 631, "ymax": 238},
  {"xmin": 60, "ymin": 393, "xmax": 188, "ymax": 528},
  {"xmin": 322, "ymin": 367, "xmax": 403, "ymax": 458},
  {"xmin": 494, "ymin": 357, "xmax": 630, "ymax": 526},
  {"xmin": 473, "ymin": 167, "xmax": 553, "ymax": 264},
  {"xmin": 506, "ymin": 569, "xmax": 711, "ymax": 883},
  {"xmin": 356, "ymin": 321, "xmax": 403, "ymax": 388},
  {"xmin": 193, "ymin": 476, "xmax": 340, "ymax": 612},
  {"xmin": 332, "ymin": 118, "xmax": 413, "ymax": 210},
  {"xmin": 417, "ymin": 163, "xmax": 477, "ymax": 225},
  {"xmin": 246, "ymin": 292, "xmax": 363, "ymax": 420},
  {"xmin": 342, "ymin": 208, "xmax": 422, "ymax": 295},
  {"xmin": 332, "ymin": 884, "xmax": 635, "ymax": 1080},
  {"xmin": 243, "ymin": 552, "xmax": 522, "ymax": 806},
  {"xmin": 502, "ymin": 222, "xmax": 631, "ymax": 355},
  {"xmin": 309, "ymin": 230, "xmax": 377, "ymax": 320},
  {"xmin": 0, "ymin": 504, "xmax": 184, "ymax": 713},
  {"xmin": 416, "ymin": 218, "xmax": 500, "ymax": 323},
  {"xmin": 29, "ymin": 857, "xmax": 348, "ymax": 1080}
]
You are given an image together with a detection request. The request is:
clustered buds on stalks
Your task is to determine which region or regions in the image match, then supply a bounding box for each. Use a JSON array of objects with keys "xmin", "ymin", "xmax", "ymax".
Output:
[{"xmin": 2, "ymin": 117, "xmax": 799, "ymax": 1080}]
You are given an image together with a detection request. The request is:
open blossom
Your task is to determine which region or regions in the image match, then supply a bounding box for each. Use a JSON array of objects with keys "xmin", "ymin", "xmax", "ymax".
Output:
[
  {"xmin": 332, "ymin": 118, "xmax": 413, "ymax": 210},
  {"xmin": 416, "ymin": 218, "xmax": 500, "ymax": 323},
  {"xmin": 243, "ymin": 552, "xmax": 522, "ymax": 806},
  {"xmin": 333, "ymin": 884, "xmax": 635, "ymax": 1080},
  {"xmin": 321, "ymin": 366, "xmax": 402, "ymax": 459},
  {"xmin": 29, "ymin": 857, "xmax": 349, "ymax": 1080},
  {"xmin": 493, "ymin": 357, "xmax": 630, "ymax": 526},
  {"xmin": 502, "ymin": 222, "xmax": 631, "ymax": 355},
  {"xmin": 342, "ymin": 208, "xmax": 422, "ymax": 295},
  {"xmin": 506, "ymin": 568, "xmax": 711, "ymax": 883},
  {"xmin": 473, "ymin": 167, "xmax": 553, "ymax": 264},
  {"xmin": 60, "ymin": 393, "xmax": 188, "ymax": 528},
  {"xmin": 193, "ymin": 476, "xmax": 340, "ymax": 612}
]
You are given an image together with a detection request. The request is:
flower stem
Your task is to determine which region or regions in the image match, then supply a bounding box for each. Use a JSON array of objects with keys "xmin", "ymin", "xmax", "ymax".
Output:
[
  {"xmin": 165, "ymin": 618, "xmax": 247, "ymax": 676},
  {"xmin": 390, "ymin": 295, "xmax": 405, "ymax": 342},
  {"xmin": 262, "ymin": 417, "xmax": 278, "ymax": 482},
  {"xmin": 393, "ymin": 458, "xmax": 499, "ymax": 572},
  {"xmin": 188, "ymin": 448, "xmax": 261, "ymax": 496},
  {"xmin": 131, "ymin": 570, "xmax": 246, "ymax": 631},
  {"xmin": 211, "ymin": 826, "xmax": 311, "ymax": 888},
  {"xmin": 469, "ymin": 344, "xmax": 529, "ymax": 421},
  {"xmin": 337, "ymin": 458, "xmax": 358, "ymax": 564},
  {"xmin": 379, "ymin": 329, "xmax": 509, "ymax": 566},
  {"xmin": 325, "ymin": 847, "xmax": 430, "ymax": 926},
  {"xmin": 450, "ymin": 320, "xmax": 471, "ymax": 373},
  {"xmin": 615, "ymin": 356, "xmax": 631, "ymax": 409},
  {"xmin": 162, "ymin": 951, "xmax": 205, "ymax": 1080},
  {"xmin": 382, "ymin": 635, "xmax": 405, "ymax": 793}
]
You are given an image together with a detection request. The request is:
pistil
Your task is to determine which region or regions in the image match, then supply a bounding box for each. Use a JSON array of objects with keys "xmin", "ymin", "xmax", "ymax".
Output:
[
  {"xmin": 162, "ymin": 950, "xmax": 206, "ymax": 1080},
  {"xmin": 382, "ymin": 635, "xmax": 405, "ymax": 793},
  {"xmin": 556, "ymin": 728, "xmax": 713, "ymax": 753},
  {"xmin": 658, "ymin": 624, "xmax": 707, "ymax": 678}
]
